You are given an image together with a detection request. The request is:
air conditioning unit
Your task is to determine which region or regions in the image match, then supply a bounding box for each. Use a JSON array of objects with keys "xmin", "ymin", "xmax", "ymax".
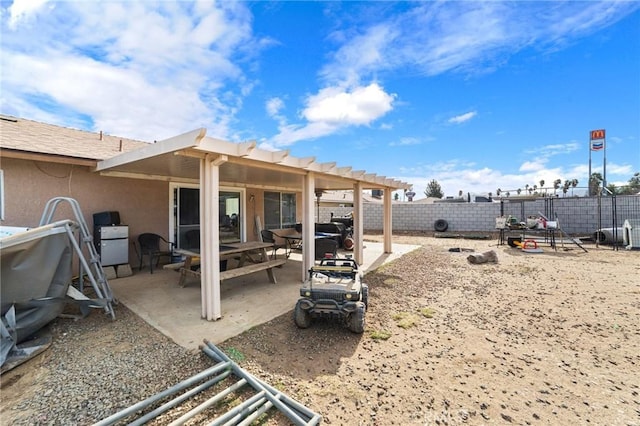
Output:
[{"xmin": 623, "ymin": 219, "xmax": 640, "ymax": 250}]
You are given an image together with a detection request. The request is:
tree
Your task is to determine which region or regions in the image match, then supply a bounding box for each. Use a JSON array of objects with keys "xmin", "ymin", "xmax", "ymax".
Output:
[
  {"xmin": 394, "ymin": 193, "xmax": 399, "ymax": 201},
  {"xmin": 553, "ymin": 179, "xmax": 562, "ymax": 195},
  {"xmin": 589, "ymin": 172, "xmax": 603, "ymax": 196},
  {"xmin": 619, "ymin": 172, "xmax": 640, "ymax": 195},
  {"xmin": 424, "ymin": 179, "xmax": 444, "ymax": 198},
  {"xmin": 571, "ymin": 179, "xmax": 578, "ymax": 196}
]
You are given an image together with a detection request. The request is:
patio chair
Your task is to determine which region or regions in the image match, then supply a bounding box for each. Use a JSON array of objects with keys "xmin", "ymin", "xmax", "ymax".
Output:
[
  {"xmin": 315, "ymin": 237, "xmax": 338, "ymax": 260},
  {"xmin": 137, "ymin": 233, "xmax": 174, "ymax": 273},
  {"xmin": 261, "ymin": 229, "xmax": 288, "ymax": 259}
]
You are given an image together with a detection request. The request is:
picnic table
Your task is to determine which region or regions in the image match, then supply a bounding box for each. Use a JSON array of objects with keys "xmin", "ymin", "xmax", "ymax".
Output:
[{"xmin": 171, "ymin": 241, "xmax": 286, "ymax": 287}]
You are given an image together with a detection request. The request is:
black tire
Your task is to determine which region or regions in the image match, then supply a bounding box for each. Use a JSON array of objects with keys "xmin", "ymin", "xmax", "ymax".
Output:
[
  {"xmin": 434, "ymin": 219, "xmax": 448, "ymax": 232},
  {"xmin": 361, "ymin": 284, "xmax": 369, "ymax": 308},
  {"xmin": 348, "ymin": 303, "xmax": 366, "ymax": 333},
  {"xmin": 293, "ymin": 300, "xmax": 311, "ymax": 329},
  {"xmin": 343, "ymin": 236, "xmax": 354, "ymax": 250}
]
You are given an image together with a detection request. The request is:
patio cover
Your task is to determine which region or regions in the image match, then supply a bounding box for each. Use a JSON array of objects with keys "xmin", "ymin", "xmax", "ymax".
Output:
[{"xmin": 95, "ymin": 129, "xmax": 410, "ymax": 320}]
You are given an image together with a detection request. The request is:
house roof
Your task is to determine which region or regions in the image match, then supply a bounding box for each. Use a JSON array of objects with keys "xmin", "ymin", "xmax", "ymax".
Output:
[
  {"xmin": 0, "ymin": 115, "xmax": 148, "ymax": 163},
  {"xmin": 1, "ymin": 114, "xmax": 411, "ymax": 192}
]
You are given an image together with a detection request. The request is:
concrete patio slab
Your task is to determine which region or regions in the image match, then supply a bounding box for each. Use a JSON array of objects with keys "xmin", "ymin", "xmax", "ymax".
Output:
[{"xmin": 108, "ymin": 241, "xmax": 420, "ymax": 350}]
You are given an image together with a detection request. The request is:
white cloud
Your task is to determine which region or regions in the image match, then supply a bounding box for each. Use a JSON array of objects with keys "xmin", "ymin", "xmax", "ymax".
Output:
[
  {"xmin": 519, "ymin": 160, "xmax": 546, "ymax": 172},
  {"xmin": 270, "ymin": 82, "xmax": 395, "ymax": 147},
  {"xmin": 321, "ymin": 2, "xmax": 639, "ymax": 83},
  {"xmin": 321, "ymin": 23, "xmax": 397, "ymax": 85},
  {"xmin": 389, "ymin": 137, "xmax": 421, "ymax": 147},
  {"xmin": 266, "ymin": 97, "xmax": 284, "ymax": 117},
  {"xmin": 0, "ymin": 1, "xmax": 260, "ymax": 141},
  {"xmin": 7, "ymin": 0, "xmax": 49, "ymax": 29},
  {"xmin": 448, "ymin": 111, "xmax": 477, "ymax": 124},
  {"xmin": 525, "ymin": 142, "xmax": 581, "ymax": 157},
  {"xmin": 303, "ymin": 83, "xmax": 395, "ymax": 126},
  {"xmin": 270, "ymin": 121, "xmax": 339, "ymax": 147},
  {"xmin": 395, "ymin": 154, "xmax": 617, "ymax": 200}
]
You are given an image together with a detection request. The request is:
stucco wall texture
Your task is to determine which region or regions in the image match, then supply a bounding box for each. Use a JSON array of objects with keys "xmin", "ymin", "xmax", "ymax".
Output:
[{"xmin": 2, "ymin": 158, "xmax": 170, "ymax": 266}]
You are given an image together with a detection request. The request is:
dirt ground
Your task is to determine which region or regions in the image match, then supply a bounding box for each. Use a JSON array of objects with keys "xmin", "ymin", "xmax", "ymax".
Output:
[
  {"xmin": 2, "ymin": 234, "xmax": 639, "ymax": 425},
  {"xmin": 222, "ymin": 234, "xmax": 639, "ymax": 425}
]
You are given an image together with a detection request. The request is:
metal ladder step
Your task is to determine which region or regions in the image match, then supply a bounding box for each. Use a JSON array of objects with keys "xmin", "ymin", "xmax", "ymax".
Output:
[{"xmin": 39, "ymin": 197, "xmax": 115, "ymax": 318}]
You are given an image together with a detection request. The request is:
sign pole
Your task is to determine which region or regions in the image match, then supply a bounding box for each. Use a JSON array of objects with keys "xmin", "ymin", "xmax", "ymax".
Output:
[
  {"xmin": 603, "ymin": 135, "xmax": 607, "ymax": 190},
  {"xmin": 589, "ymin": 129, "xmax": 606, "ymax": 196},
  {"xmin": 587, "ymin": 132, "xmax": 594, "ymax": 196}
]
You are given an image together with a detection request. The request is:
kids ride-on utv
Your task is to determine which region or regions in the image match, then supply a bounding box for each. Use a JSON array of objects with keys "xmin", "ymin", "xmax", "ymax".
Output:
[{"xmin": 293, "ymin": 256, "xmax": 368, "ymax": 333}]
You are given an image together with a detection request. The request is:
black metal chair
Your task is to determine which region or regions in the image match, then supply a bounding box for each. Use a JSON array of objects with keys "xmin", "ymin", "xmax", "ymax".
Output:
[
  {"xmin": 261, "ymin": 229, "xmax": 288, "ymax": 259},
  {"xmin": 137, "ymin": 233, "xmax": 174, "ymax": 273},
  {"xmin": 315, "ymin": 237, "xmax": 338, "ymax": 260}
]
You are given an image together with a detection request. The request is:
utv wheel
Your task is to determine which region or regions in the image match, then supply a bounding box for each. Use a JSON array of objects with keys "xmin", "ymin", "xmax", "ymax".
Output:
[
  {"xmin": 348, "ymin": 302, "xmax": 366, "ymax": 333},
  {"xmin": 294, "ymin": 300, "xmax": 311, "ymax": 329},
  {"xmin": 361, "ymin": 284, "xmax": 369, "ymax": 308}
]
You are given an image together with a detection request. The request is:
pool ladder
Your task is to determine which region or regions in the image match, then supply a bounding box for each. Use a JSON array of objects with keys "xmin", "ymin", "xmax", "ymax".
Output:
[{"xmin": 39, "ymin": 197, "xmax": 116, "ymax": 319}]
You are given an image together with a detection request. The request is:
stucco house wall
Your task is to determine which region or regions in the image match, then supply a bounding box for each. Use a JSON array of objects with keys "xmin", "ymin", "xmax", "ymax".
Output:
[{"xmin": 2, "ymin": 157, "xmax": 170, "ymax": 266}]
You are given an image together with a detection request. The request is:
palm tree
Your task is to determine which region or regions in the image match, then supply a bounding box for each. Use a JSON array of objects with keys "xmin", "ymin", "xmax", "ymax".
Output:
[
  {"xmin": 517, "ymin": 188, "xmax": 522, "ymax": 195},
  {"xmin": 562, "ymin": 180, "xmax": 571, "ymax": 196},
  {"xmin": 571, "ymin": 179, "xmax": 579, "ymax": 196},
  {"xmin": 553, "ymin": 179, "xmax": 562, "ymax": 195}
]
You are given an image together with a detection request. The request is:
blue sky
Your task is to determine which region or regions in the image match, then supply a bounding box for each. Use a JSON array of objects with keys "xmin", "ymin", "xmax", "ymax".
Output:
[{"xmin": 1, "ymin": 1, "xmax": 639, "ymax": 199}]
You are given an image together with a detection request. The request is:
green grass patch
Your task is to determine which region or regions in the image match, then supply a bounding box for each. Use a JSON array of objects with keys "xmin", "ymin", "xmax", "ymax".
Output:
[
  {"xmin": 369, "ymin": 329, "xmax": 392, "ymax": 340},
  {"xmin": 382, "ymin": 277, "xmax": 401, "ymax": 286},
  {"xmin": 419, "ymin": 307, "xmax": 436, "ymax": 318},
  {"xmin": 392, "ymin": 312, "xmax": 421, "ymax": 329},
  {"xmin": 225, "ymin": 347, "xmax": 246, "ymax": 362}
]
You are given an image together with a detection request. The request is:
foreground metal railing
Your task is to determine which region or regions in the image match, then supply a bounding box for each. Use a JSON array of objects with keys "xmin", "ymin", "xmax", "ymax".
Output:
[{"xmin": 94, "ymin": 341, "xmax": 322, "ymax": 426}]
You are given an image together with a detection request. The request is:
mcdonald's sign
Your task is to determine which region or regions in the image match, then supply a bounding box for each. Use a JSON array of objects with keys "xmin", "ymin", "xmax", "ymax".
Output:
[{"xmin": 590, "ymin": 129, "xmax": 605, "ymax": 140}]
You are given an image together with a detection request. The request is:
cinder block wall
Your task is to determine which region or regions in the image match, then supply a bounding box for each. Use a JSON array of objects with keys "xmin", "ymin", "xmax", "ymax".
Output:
[{"xmin": 321, "ymin": 196, "xmax": 640, "ymax": 235}]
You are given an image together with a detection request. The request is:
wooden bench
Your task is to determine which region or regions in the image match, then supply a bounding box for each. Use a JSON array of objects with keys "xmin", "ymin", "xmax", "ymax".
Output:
[
  {"xmin": 178, "ymin": 258, "xmax": 286, "ymax": 287},
  {"xmin": 163, "ymin": 261, "xmax": 185, "ymax": 270},
  {"xmin": 220, "ymin": 259, "xmax": 286, "ymax": 282}
]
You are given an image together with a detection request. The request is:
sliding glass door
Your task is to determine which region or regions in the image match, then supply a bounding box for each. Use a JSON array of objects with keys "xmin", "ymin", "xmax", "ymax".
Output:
[
  {"xmin": 172, "ymin": 186, "xmax": 243, "ymax": 249},
  {"xmin": 218, "ymin": 191, "xmax": 241, "ymax": 243}
]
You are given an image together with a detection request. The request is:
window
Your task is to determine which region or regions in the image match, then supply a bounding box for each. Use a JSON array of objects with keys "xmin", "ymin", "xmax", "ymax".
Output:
[{"xmin": 264, "ymin": 191, "xmax": 296, "ymax": 229}]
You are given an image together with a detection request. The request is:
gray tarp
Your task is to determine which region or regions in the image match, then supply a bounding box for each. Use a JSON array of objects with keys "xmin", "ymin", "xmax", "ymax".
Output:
[{"xmin": 0, "ymin": 222, "xmax": 73, "ymax": 366}]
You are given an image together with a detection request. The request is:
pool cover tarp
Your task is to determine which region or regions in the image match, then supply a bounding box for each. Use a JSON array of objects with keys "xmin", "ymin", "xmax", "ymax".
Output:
[{"xmin": 0, "ymin": 222, "xmax": 74, "ymax": 366}]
